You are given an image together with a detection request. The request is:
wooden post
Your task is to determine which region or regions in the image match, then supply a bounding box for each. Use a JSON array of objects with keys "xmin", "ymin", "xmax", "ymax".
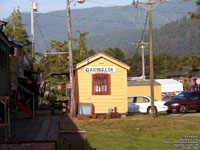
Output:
[
  {"xmin": 132, "ymin": 41, "xmax": 149, "ymax": 79},
  {"xmin": 7, "ymin": 98, "xmax": 11, "ymax": 138},
  {"xmin": 4, "ymin": 99, "xmax": 8, "ymax": 139},
  {"xmin": 132, "ymin": 0, "xmax": 167, "ymax": 117},
  {"xmin": 148, "ymin": 0, "xmax": 154, "ymax": 117},
  {"xmin": 31, "ymin": 0, "xmax": 35, "ymax": 60},
  {"xmin": 66, "ymin": 0, "xmax": 76, "ymax": 118}
]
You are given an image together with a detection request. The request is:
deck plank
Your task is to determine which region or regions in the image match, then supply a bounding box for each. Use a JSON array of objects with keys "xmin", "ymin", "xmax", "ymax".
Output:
[
  {"xmin": 0, "ymin": 116, "xmax": 58, "ymax": 150},
  {"xmin": 35, "ymin": 117, "xmax": 52, "ymax": 141},
  {"xmin": 0, "ymin": 142, "xmax": 56, "ymax": 150},
  {"xmin": 46, "ymin": 116, "xmax": 58, "ymax": 141},
  {"xmin": 12, "ymin": 119, "xmax": 37, "ymax": 142},
  {"xmin": 24, "ymin": 117, "xmax": 45, "ymax": 141},
  {"xmin": 10, "ymin": 119, "xmax": 29, "ymax": 140}
]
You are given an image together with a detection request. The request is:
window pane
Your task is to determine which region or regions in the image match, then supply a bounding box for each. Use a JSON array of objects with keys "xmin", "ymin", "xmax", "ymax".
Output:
[
  {"xmin": 128, "ymin": 97, "xmax": 133, "ymax": 103},
  {"xmin": 136, "ymin": 97, "xmax": 144, "ymax": 103},
  {"xmin": 92, "ymin": 74, "xmax": 110, "ymax": 95},
  {"xmin": 190, "ymin": 92, "xmax": 199, "ymax": 100}
]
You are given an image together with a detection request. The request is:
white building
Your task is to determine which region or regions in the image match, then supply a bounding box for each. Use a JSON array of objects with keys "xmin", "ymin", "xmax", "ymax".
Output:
[{"xmin": 155, "ymin": 79, "xmax": 183, "ymax": 100}]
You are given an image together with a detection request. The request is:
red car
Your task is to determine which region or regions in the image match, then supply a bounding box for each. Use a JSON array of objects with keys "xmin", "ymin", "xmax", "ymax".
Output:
[{"xmin": 164, "ymin": 91, "xmax": 200, "ymax": 113}]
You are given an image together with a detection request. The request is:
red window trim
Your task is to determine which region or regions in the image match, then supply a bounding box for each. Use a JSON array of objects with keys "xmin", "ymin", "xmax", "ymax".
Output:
[{"xmin": 92, "ymin": 73, "xmax": 111, "ymax": 95}]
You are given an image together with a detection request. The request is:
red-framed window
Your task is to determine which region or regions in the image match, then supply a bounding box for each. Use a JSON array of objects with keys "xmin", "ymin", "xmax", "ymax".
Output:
[{"xmin": 92, "ymin": 74, "xmax": 111, "ymax": 95}]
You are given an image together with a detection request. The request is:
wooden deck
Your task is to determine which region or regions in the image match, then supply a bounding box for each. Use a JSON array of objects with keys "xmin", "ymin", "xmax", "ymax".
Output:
[{"xmin": 0, "ymin": 116, "xmax": 58, "ymax": 150}]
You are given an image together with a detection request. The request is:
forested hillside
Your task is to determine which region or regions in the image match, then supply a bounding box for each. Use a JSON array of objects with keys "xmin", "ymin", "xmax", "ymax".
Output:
[
  {"xmin": 152, "ymin": 17, "xmax": 200, "ymax": 55},
  {"xmin": 87, "ymin": 17, "xmax": 200, "ymax": 56},
  {"xmin": 16, "ymin": 0, "xmax": 197, "ymax": 54}
]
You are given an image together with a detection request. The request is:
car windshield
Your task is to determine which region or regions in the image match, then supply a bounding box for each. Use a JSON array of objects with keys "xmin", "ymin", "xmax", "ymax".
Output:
[{"xmin": 172, "ymin": 92, "xmax": 190, "ymax": 100}]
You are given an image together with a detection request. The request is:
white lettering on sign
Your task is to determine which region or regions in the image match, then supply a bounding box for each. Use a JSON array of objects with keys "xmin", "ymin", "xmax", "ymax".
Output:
[{"xmin": 84, "ymin": 66, "xmax": 116, "ymax": 74}]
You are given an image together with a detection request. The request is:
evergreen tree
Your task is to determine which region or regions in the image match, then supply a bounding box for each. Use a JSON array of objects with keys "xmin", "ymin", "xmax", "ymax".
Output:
[
  {"xmin": 127, "ymin": 53, "xmax": 142, "ymax": 77},
  {"xmin": 101, "ymin": 47, "xmax": 125, "ymax": 62},
  {"xmin": 42, "ymin": 30, "xmax": 95, "ymax": 83},
  {"xmin": 3, "ymin": 8, "xmax": 32, "ymax": 57},
  {"xmin": 190, "ymin": 0, "xmax": 200, "ymax": 36},
  {"xmin": 42, "ymin": 40, "xmax": 69, "ymax": 83},
  {"xmin": 73, "ymin": 30, "xmax": 95, "ymax": 64}
]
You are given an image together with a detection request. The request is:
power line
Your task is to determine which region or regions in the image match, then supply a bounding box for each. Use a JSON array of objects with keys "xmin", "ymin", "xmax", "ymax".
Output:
[
  {"xmin": 133, "ymin": 12, "xmax": 149, "ymax": 58},
  {"xmin": 35, "ymin": 16, "xmax": 49, "ymax": 49},
  {"xmin": 24, "ymin": 23, "xmax": 142, "ymax": 30},
  {"xmin": 171, "ymin": 0, "xmax": 187, "ymax": 10},
  {"xmin": 35, "ymin": 13, "xmax": 165, "ymax": 26},
  {"xmin": 84, "ymin": 1, "xmax": 191, "ymax": 14},
  {"xmin": 140, "ymin": 13, "xmax": 149, "ymax": 42},
  {"xmin": 86, "ymin": 0, "xmax": 121, "ymax": 7}
]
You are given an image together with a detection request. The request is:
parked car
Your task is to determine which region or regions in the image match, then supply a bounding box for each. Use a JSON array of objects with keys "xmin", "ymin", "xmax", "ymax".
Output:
[
  {"xmin": 128, "ymin": 96, "xmax": 168, "ymax": 114},
  {"xmin": 164, "ymin": 91, "xmax": 200, "ymax": 113}
]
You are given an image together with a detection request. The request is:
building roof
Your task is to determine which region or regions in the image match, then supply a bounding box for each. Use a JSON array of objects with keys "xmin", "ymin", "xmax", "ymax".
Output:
[
  {"xmin": 170, "ymin": 65, "xmax": 192, "ymax": 77},
  {"xmin": 193, "ymin": 71, "xmax": 200, "ymax": 77},
  {"xmin": 128, "ymin": 77, "xmax": 144, "ymax": 81},
  {"xmin": 155, "ymin": 79, "xmax": 183, "ymax": 93},
  {"xmin": 24, "ymin": 55, "xmax": 34, "ymax": 70},
  {"xmin": 128, "ymin": 80, "xmax": 160, "ymax": 86},
  {"xmin": 75, "ymin": 53, "xmax": 130, "ymax": 70},
  {"xmin": 0, "ymin": 30, "xmax": 10, "ymax": 47},
  {"xmin": 10, "ymin": 41, "xmax": 24, "ymax": 47},
  {"xmin": 155, "ymin": 79, "xmax": 182, "ymax": 85}
]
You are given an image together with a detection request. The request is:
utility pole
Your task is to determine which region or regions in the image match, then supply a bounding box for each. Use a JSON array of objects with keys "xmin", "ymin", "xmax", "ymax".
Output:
[
  {"xmin": 132, "ymin": 41, "xmax": 149, "ymax": 80},
  {"xmin": 66, "ymin": 0, "xmax": 76, "ymax": 118},
  {"xmin": 132, "ymin": 0, "xmax": 167, "ymax": 117},
  {"xmin": 31, "ymin": 0, "xmax": 37, "ymax": 60}
]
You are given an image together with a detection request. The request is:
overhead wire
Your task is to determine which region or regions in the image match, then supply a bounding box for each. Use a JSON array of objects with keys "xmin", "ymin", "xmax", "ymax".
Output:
[
  {"xmin": 73, "ymin": 2, "xmax": 81, "ymax": 31},
  {"xmin": 24, "ymin": 23, "xmax": 140, "ymax": 30},
  {"xmin": 85, "ymin": 0, "xmax": 190, "ymax": 14},
  {"xmin": 86, "ymin": 0, "xmax": 121, "ymax": 7},
  {"xmin": 132, "ymin": 12, "xmax": 149, "ymax": 60},
  {"xmin": 35, "ymin": 13, "xmax": 164, "ymax": 26},
  {"xmin": 32, "ymin": 0, "xmax": 191, "ymax": 57},
  {"xmin": 35, "ymin": 15, "xmax": 49, "ymax": 50}
]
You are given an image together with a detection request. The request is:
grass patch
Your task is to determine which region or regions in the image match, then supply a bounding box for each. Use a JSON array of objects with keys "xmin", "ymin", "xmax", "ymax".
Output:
[{"xmin": 58, "ymin": 114, "xmax": 200, "ymax": 150}]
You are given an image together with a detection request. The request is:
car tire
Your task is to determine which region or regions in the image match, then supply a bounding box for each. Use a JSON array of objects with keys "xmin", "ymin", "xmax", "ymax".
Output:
[
  {"xmin": 179, "ymin": 105, "xmax": 188, "ymax": 113},
  {"xmin": 147, "ymin": 107, "xmax": 157, "ymax": 114}
]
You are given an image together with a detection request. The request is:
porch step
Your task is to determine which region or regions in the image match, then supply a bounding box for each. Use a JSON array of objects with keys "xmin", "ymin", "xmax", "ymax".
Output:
[{"xmin": 10, "ymin": 97, "xmax": 38, "ymax": 118}]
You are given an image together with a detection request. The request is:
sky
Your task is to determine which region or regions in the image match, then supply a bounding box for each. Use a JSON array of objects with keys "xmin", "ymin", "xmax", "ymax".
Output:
[{"xmin": 0, "ymin": 0, "xmax": 135, "ymax": 20}]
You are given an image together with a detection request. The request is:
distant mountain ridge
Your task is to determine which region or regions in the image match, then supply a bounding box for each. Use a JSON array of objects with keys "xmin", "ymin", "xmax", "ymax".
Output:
[
  {"xmin": 87, "ymin": 17, "xmax": 200, "ymax": 57},
  {"xmin": 18, "ymin": 0, "xmax": 198, "ymax": 54}
]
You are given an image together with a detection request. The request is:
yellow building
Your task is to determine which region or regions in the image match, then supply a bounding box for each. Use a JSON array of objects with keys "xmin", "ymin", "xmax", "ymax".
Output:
[
  {"xmin": 74, "ymin": 53, "xmax": 130, "ymax": 114},
  {"xmin": 127, "ymin": 80, "xmax": 162, "ymax": 100}
]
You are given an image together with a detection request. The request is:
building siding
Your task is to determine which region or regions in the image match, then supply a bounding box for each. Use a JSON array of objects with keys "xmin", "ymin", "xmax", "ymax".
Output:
[
  {"xmin": 127, "ymin": 85, "xmax": 162, "ymax": 100},
  {"xmin": 75, "ymin": 57, "xmax": 128, "ymax": 113}
]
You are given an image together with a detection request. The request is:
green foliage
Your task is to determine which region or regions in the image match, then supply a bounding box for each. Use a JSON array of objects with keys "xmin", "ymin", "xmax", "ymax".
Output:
[
  {"xmin": 73, "ymin": 30, "xmax": 95, "ymax": 64},
  {"xmin": 39, "ymin": 30, "xmax": 95, "ymax": 85},
  {"xmin": 87, "ymin": 16, "xmax": 200, "ymax": 57},
  {"xmin": 42, "ymin": 40, "xmax": 69, "ymax": 83},
  {"xmin": 18, "ymin": 0, "xmax": 196, "ymax": 54},
  {"xmin": 190, "ymin": 0, "xmax": 200, "ymax": 36},
  {"xmin": 3, "ymin": 8, "xmax": 32, "ymax": 57},
  {"xmin": 150, "ymin": 17, "xmax": 200, "ymax": 56},
  {"xmin": 100, "ymin": 47, "xmax": 125, "ymax": 62},
  {"xmin": 127, "ymin": 53, "xmax": 142, "ymax": 77},
  {"xmin": 127, "ymin": 53, "xmax": 200, "ymax": 79}
]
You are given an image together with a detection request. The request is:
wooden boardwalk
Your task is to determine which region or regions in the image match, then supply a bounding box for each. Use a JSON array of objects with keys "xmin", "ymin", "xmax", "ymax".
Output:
[{"xmin": 0, "ymin": 116, "xmax": 58, "ymax": 150}]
